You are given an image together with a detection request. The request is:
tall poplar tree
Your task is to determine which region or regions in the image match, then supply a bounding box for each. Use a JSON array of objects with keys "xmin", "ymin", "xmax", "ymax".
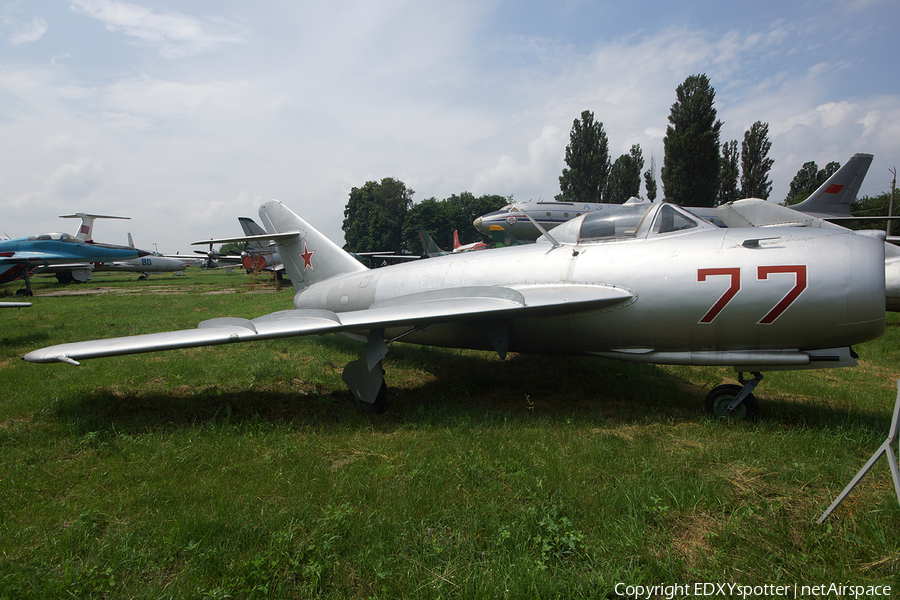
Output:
[
  {"xmin": 556, "ymin": 110, "xmax": 610, "ymax": 202},
  {"xmin": 740, "ymin": 121, "xmax": 774, "ymax": 199},
  {"xmin": 605, "ymin": 144, "xmax": 644, "ymax": 203},
  {"xmin": 661, "ymin": 74, "xmax": 722, "ymax": 207},
  {"xmin": 643, "ymin": 154, "xmax": 658, "ymax": 201},
  {"xmin": 718, "ymin": 140, "xmax": 740, "ymax": 205}
]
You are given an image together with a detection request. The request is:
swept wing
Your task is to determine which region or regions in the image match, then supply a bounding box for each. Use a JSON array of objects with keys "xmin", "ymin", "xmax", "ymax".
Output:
[{"xmin": 24, "ymin": 283, "xmax": 633, "ymax": 364}]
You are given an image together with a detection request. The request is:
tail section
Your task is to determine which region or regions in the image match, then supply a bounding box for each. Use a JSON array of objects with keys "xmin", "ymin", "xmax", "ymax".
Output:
[
  {"xmin": 257, "ymin": 200, "xmax": 367, "ymax": 292},
  {"xmin": 60, "ymin": 213, "xmax": 130, "ymax": 241},
  {"xmin": 793, "ymin": 153, "xmax": 873, "ymax": 218},
  {"xmin": 452, "ymin": 230, "xmax": 461, "ymax": 251},
  {"xmin": 489, "ymin": 224, "xmax": 520, "ymax": 247},
  {"xmin": 238, "ymin": 217, "xmax": 268, "ymax": 252},
  {"xmin": 418, "ymin": 228, "xmax": 449, "ymax": 257}
]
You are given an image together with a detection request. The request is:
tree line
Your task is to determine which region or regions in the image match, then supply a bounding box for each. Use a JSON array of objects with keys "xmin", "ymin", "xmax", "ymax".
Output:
[
  {"xmin": 559, "ymin": 74, "xmax": 779, "ymax": 208},
  {"xmin": 340, "ymin": 72, "xmax": 864, "ymax": 254},
  {"xmin": 342, "ymin": 179, "xmax": 508, "ymax": 254}
]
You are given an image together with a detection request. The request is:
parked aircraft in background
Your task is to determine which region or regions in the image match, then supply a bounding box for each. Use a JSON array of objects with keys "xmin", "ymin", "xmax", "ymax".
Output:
[
  {"xmin": 89, "ymin": 234, "xmax": 190, "ymax": 280},
  {"xmin": 418, "ymin": 228, "xmax": 490, "ymax": 256},
  {"xmin": 193, "ymin": 243, "xmax": 243, "ymax": 270},
  {"xmin": 418, "ymin": 229, "xmax": 450, "ymax": 257},
  {"xmin": 474, "ymin": 197, "xmax": 650, "ymax": 241},
  {"xmin": 452, "ymin": 230, "xmax": 488, "ymax": 253},
  {"xmin": 60, "ymin": 213, "xmax": 130, "ymax": 241},
  {"xmin": 489, "ymin": 224, "xmax": 520, "ymax": 248},
  {"xmin": 238, "ymin": 216, "xmax": 284, "ymax": 275},
  {"xmin": 0, "ymin": 232, "xmax": 148, "ymax": 296},
  {"xmin": 26, "ymin": 200, "xmax": 885, "ymax": 421},
  {"xmin": 473, "ymin": 154, "xmax": 875, "ymax": 241}
]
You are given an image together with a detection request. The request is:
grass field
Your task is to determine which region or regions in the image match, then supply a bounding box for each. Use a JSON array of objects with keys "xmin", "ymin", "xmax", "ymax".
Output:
[{"xmin": 1, "ymin": 269, "xmax": 898, "ymax": 599}]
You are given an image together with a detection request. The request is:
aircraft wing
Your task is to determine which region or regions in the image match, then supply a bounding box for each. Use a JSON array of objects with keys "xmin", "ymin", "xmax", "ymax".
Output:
[
  {"xmin": 23, "ymin": 283, "xmax": 633, "ymax": 364},
  {"xmin": 0, "ymin": 252, "xmax": 91, "ymax": 267}
]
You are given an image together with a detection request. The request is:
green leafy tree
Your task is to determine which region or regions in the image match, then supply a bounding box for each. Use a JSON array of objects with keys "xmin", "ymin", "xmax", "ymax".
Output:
[
  {"xmin": 850, "ymin": 191, "xmax": 894, "ymax": 232},
  {"xmin": 783, "ymin": 160, "xmax": 841, "ymax": 205},
  {"xmin": 605, "ymin": 145, "xmax": 644, "ymax": 204},
  {"xmin": 717, "ymin": 140, "xmax": 740, "ymax": 205},
  {"xmin": 661, "ymin": 74, "xmax": 722, "ymax": 207},
  {"xmin": 643, "ymin": 154, "xmax": 658, "ymax": 201},
  {"xmin": 342, "ymin": 177, "xmax": 414, "ymax": 253},
  {"xmin": 218, "ymin": 241, "xmax": 245, "ymax": 256},
  {"xmin": 556, "ymin": 110, "xmax": 610, "ymax": 202},
  {"xmin": 740, "ymin": 121, "xmax": 774, "ymax": 199},
  {"xmin": 402, "ymin": 192, "xmax": 509, "ymax": 252}
]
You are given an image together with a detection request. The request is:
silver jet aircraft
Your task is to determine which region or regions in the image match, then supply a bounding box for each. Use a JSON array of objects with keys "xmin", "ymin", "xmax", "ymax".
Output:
[
  {"xmin": 473, "ymin": 153, "xmax": 874, "ymax": 240},
  {"xmin": 24, "ymin": 200, "xmax": 886, "ymax": 420}
]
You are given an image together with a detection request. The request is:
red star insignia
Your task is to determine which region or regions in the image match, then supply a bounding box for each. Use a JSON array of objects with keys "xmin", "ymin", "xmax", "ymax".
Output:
[{"xmin": 300, "ymin": 243, "xmax": 315, "ymax": 271}]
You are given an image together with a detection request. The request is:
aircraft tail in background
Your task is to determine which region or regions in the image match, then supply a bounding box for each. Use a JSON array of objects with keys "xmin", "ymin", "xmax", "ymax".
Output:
[
  {"xmin": 60, "ymin": 213, "xmax": 130, "ymax": 241},
  {"xmin": 489, "ymin": 224, "xmax": 520, "ymax": 247},
  {"xmin": 792, "ymin": 153, "xmax": 873, "ymax": 218},
  {"xmin": 418, "ymin": 228, "xmax": 449, "ymax": 257}
]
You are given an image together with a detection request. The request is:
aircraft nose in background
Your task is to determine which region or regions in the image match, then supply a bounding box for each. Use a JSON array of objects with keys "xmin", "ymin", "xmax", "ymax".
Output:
[{"xmin": 473, "ymin": 216, "xmax": 483, "ymax": 233}]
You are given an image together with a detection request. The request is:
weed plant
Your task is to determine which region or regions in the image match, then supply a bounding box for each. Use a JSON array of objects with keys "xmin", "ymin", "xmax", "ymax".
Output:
[{"xmin": 1, "ymin": 270, "xmax": 898, "ymax": 598}]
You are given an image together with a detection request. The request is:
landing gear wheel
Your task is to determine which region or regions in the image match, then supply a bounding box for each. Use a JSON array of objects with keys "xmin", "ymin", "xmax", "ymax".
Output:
[
  {"xmin": 15, "ymin": 288, "xmax": 32, "ymax": 297},
  {"xmin": 706, "ymin": 384, "xmax": 759, "ymax": 421},
  {"xmin": 351, "ymin": 381, "xmax": 388, "ymax": 414}
]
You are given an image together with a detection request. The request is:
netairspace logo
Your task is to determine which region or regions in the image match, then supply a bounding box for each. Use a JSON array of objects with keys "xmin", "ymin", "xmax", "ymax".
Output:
[{"xmin": 614, "ymin": 582, "xmax": 892, "ymax": 599}]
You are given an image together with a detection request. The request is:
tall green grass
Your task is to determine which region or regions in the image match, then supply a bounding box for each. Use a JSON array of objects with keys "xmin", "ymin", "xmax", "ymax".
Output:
[{"xmin": 1, "ymin": 270, "xmax": 898, "ymax": 598}]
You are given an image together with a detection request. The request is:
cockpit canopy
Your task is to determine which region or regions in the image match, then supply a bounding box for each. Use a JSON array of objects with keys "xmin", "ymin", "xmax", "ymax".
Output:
[
  {"xmin": 543, "ymin": 202, "xmax": 713, "ymax": 245},
  {"xmin": 27, "ymin": 233, "xmax": 79, "ymax": 242}
]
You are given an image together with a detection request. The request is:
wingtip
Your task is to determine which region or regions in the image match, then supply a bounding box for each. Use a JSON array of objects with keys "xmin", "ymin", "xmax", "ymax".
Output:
[{"xmin": 22, "ymin": 352, "xmax": 80, "ymax": 366}]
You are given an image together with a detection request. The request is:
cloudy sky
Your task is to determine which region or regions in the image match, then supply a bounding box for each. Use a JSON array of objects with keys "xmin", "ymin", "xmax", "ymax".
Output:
[{"xmin": 2, "ymin": 0, "xmax": 898, "ymax": 252}]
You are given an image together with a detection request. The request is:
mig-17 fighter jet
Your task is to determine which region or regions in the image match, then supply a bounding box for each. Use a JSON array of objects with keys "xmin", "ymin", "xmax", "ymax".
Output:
[{"xmin": 24, "ymin": 200, "xmax": 886, "ymax": 420}]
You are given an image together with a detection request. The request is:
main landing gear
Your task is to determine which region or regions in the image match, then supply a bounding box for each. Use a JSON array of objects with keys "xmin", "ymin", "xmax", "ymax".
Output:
[{"xmin": 706, "ymin": 372, "xmax": 762, "ymax": 421}]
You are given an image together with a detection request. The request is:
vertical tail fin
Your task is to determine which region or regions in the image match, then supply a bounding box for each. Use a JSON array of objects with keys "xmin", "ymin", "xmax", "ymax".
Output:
[
  {"xmin": 59, "ymin": 213, "xmax": 130, "ymax": 241},
  {"xmin": 258, "ymin": 200, "xmax": 367, "ymax": 292},
  {"xmin": 489, "ymin": 224, "xmax": 520, "ymax": 247},
  {"xmin": 238, "ymin": 217, "xmax": 268, "ymax": 251},
  {"xmin": 452, "ymin": 230, "xmax": 461, "ymax": 251},
  {"xmin": 417, "ymin": 228, "xmax": 448, "ymax": 257},
  {"xmin": 793, "ymin": 153, "xmax": 873, "ymax": 218}
]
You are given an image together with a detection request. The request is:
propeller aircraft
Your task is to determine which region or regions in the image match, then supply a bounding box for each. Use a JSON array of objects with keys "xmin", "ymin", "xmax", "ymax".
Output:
[{"xmin": 24, "ymin": 200, "xmax": 886, "ymax": 420}]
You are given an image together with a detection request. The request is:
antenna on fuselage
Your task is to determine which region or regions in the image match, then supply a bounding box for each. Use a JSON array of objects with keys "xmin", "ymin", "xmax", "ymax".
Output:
[{"xmin": 511, "ymin": 206, "xmax": 560, "ymax": 248}]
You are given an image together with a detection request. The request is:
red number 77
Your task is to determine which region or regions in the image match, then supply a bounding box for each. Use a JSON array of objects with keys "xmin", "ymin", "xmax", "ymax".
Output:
[{"xmin": 698, "ymin": 266, "xmax": 807, "ymax": 324}]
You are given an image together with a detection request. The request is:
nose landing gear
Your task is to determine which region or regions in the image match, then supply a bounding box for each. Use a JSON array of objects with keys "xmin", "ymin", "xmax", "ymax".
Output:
[{"xmin": 706, "ymin": 372, "xmax": 762, "ymax": 421}]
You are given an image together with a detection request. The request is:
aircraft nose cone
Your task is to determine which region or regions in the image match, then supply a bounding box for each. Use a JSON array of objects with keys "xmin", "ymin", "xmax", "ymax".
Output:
[
  {"xmin": 473, "ymin": 217, "xmax": 483, "ymax": 233},
  {"xmin": 137, "ymin": 249, "xmax": 151, "ymax": 257}
]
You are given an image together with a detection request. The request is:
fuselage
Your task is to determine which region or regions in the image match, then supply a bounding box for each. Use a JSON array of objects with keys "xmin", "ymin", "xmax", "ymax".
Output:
[
  {"xmin": 95, "ymin": 254, "xmax": 190, "ymax": 273},
  {"xmin": 293, "ymin": 216, "xmax": 885, "ymax": 358}
]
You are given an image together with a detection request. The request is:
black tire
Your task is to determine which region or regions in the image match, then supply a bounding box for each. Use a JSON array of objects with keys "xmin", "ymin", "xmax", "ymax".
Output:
[
  {"xmin": 350, "ymin": 381, "xmax": 388, "ymax": 414},
  {"xmin": 706, "ymin": 384, "xmax": 759, "ymax": 421}
]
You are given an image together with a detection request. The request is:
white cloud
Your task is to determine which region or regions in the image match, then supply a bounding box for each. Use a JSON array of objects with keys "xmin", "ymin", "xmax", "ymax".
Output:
[
  {"xmin": 0, "ymin": 1, "xmax": 898, "ymax": 249},
  {"xmin": 68, "ymin": 0, "xmax": 242, "ymax": 58},
  {"xmin": 7, "ymin": 17, "xmax": 47, "ymax": 45}
]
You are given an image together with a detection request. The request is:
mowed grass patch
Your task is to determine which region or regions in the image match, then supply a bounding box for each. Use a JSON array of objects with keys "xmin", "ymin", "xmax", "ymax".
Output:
[{"xmin": 1, "ymin": 269, "xmax": 898, "ymax": 598}]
